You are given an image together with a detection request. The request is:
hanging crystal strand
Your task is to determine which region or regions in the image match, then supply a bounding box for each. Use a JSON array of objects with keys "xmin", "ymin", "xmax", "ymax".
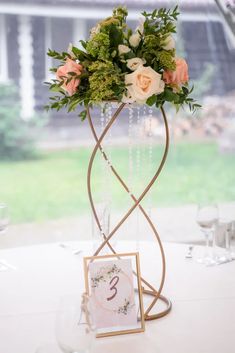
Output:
[
  {"xmin": 147, "ymin": 106, "xmax": 153, "ymax": 219},
  {"xmin": 142, "ymin": 103, "xmax": 147, "ymax": 194},
  {"xmin": 128, "ymin": 105, "xmax": 134, "ymax": 194},
  {"xmin": 142, "ymin": 103, "xmax": 147, "ymax": 167},
  {"xmin": 92, "ymin": 105, "xmax": 106, "ymax": 252},
  {"xmin": 136, "ymin": 105, "xmax": 141, "ymax": 184},
  {"xmin": 128, "ymin": 105, "xmax": 134, "ymax": 239},
  {"xmin": 100, "ymin": 103, "xmax": 105, "ymax": 136},
  {"xmin": 143, "ymin": 104, "xmax": 147, "ymax": 120},
  {"xmin": 99, "ymin": 104, "xmax": 106, "ymax": 210},
  {"xmin": 99, "ymin": 103, "xmax": 112, "ymax": 252},
  {"xmin": 105, "ymin": 103, "xmax": 112, "ymax": 205},
  {"xmin": 135, "ymin": 105, "xmax": 141, "ymax": 250}
]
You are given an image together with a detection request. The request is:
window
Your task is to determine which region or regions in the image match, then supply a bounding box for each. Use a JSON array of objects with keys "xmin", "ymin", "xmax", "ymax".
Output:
[{"xmin": 0, "ymin": 14, "xmax": 8, "ymax": 82}]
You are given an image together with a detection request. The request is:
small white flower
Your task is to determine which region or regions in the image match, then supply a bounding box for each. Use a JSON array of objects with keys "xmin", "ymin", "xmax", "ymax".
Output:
[
  {"xmin": 126, "ymin": 57, "xmax": 146, "ymax": 71},
  {"xmin": 90, "ymin": 23, "xmax": 101, "ymax": 38},
  {"xmin": 118, "ymin": 44, "xmax": 131, "ymax": 55},
  {"xmin": 129, "ymin": 33, "xmax": 141, "ymax": 48},
  {"xmin": 162, "ymin": 35, "xmax": 175, "ymax": 51}
]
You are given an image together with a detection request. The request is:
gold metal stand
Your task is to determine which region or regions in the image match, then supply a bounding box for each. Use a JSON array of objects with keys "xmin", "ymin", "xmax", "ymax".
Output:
[{"xmin": 86, "ymin": 103, "xmax": 172, "ymax": 321}]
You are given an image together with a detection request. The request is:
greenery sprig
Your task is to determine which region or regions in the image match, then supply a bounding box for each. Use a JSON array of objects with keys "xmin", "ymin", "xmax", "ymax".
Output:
[{"xmin": 45, "ymin": 6, "xmax": 200, "ymax": 120}]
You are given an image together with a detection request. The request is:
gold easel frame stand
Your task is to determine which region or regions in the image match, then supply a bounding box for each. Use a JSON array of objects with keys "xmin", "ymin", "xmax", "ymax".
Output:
[{"xmin": 86, "ymin": 103, "xmax": 172, "ymax": 321}]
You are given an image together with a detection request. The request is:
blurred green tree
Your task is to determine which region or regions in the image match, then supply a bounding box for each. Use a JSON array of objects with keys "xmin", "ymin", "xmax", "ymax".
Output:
[{"xmin": 0, "ymin": 83, "xmax": 37, "ymax": 160}]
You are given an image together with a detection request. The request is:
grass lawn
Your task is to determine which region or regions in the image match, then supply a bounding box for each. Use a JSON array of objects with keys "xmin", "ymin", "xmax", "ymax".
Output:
[{"xmin": 0, "ymin": 142, "xmax": 235, "ymax": 224}]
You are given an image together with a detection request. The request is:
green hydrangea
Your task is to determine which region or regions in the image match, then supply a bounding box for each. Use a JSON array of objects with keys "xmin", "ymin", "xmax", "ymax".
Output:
[
  {"xmin": 141, "ymin": 35, "xmax": 175, "ymax": 70},
  {"xmin": 144, "ymin": 35, "xmax": 160, "ymax": 49},
  {"xmin": 141, "ymin": 34, "xmax": 161, "ymax": 65},
  {"xmin": 88, "ymin": 61, "xmax": 125, "ymax": 102},
  {"xmin": 157, "ymin": 50, "xmax": 176, "ymax": 70},
  {"xmin": 86, "ymin": 33, "xmax": 110, "ymax": 61},
  {"xmin": 112, "ymin": 6, "xmax": 128, "ymax": 23}
]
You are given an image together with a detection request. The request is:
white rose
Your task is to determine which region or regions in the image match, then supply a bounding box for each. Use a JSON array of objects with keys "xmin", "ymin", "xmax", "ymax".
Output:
[
  {"xmin": 163, "ymin": 35, "xmax": 175, "ymax": 51},
  {"xmin": 126, "ymin": 57, "xmax": 146, "ymax": 71},
  {"xmin": 118, "ymin": 44, "xmax": 131, "ymax": 55},
  {"xmin": 129, "ymin": 33, "xmax": 141, "ymax": 48},
  {"xmin": 125, "ymin": 66, "xmax": 165, "ymax": 103}
]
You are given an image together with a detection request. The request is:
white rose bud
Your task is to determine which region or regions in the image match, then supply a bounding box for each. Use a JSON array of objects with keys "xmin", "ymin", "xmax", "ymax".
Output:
[
  {"xmin": 125, "ymin": 66, "xmax": 165, "ymax": 104},
  {"xmin": 126, "ymin": 57, "xmax": 146, "ymax": 71},
  {"xmin": 118, "ymin": 44, "xmax": 131, "ymax": 55},
  {"xmin": 163, "ymin": 35, "xmax": 175, "ymax": 51},
  {"xmin": 129, "ymin": 33, "xmax": 141, "ymax": 48}
]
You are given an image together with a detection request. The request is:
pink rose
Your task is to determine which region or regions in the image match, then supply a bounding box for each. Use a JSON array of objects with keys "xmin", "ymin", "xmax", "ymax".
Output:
[
  {"xmin": 56, "ymin": 58, "xmax": 83, "ymax": 95},
  {"xmin": 163, "ymin": 58, "xmax": 189, "ymax": 86}
]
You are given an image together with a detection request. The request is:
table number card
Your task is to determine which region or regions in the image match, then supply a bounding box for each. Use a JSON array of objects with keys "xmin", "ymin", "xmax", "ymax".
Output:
[{"xmin": 83, "ymin": 253, "xmax": 145, "ymax": 337}]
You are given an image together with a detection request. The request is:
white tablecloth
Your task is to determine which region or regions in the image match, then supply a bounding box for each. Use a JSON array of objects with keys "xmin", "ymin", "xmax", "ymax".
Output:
[{"xmin": 0, "ymin": 241, "xmax": 235, "ymax": 353}]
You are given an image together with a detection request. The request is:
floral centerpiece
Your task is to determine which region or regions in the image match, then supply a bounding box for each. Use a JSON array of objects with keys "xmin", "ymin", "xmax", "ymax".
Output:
[
  {"xmin": 45, "ymin": 6, "xmax": 200, "ymax": 119},
  {"xmin": 45, "ymin": 7, "xmax": 200, "ymax": 322}
]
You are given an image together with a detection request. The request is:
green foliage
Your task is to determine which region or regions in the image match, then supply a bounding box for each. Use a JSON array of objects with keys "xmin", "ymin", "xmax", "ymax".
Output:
[
  {"xmin": 157, "ymin": 50, "xmax": 176, "ymax": 70},
  {"xmin": 142, "ymin": 6, "xmax": 180, "ymax": 35},
  {"xmin": 146, "ymin": 85, "xmax": 201, "ymax": 112},
  {"xmin": 47, "ymin": 48, "xmax": 69, "ymax": 61},
  {"xmin": 0, "ymin": 84, "xmax": 38, "ymax": 160},
  {"xmin": 46, "ymin": 5, "xmax": 200, "ymax": 119},
  {"xmin": 141, "ymin": 36, "xmax": 175, "ymax": 71},
  {"xmin": 88, "ymin": 61, "xmax": 125, "ymax": 102},
  {"xmin": 112, "ymin": 6, "xmax": 128, "ymax": 22},
  {"xmin": 86, "ymin": 33, "xmax": 111, "ymax": 61}
]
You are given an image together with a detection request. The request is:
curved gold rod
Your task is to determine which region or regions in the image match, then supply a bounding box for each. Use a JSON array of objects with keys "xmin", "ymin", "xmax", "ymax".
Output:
[
  {"xmin": 87, "ymin": 105, "xmax": 157, "ymax": 294},
  {"xmin": 86, "ymin": 103, "xmax": 171, "ymax": 319},
  {"xmin": 86, "ymin": 102, "xmax": 125, "ymax": 250}
]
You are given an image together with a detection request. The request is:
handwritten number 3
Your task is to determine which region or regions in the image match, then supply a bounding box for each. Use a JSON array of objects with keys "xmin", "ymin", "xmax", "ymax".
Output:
[{"xmin": 107, "ymin": 275, "xmax": 119, "ymax": 301}]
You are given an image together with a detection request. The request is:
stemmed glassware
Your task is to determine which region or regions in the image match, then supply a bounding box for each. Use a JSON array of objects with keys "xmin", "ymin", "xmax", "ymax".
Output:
[
  {"xmin": 217, "ymin": 219, "xmax": 235, "ymax": 263},
  {"xmin": 0, "ymin": 203, "xmax": 9, "ymax": 234},
  {"xmin": 91, "ymin": 202, "xmax": 110, "ymax": 253},
  {"xmin": 196, "ymin": 203, "xmax": 219, "ymax": 266},
  {"xmin": 56, "ymin": 294, "xmax": 96, "ymax": 353},
  {"xmin": 0, "ymin": 203, "xmax": 11, "ymax": 272}
]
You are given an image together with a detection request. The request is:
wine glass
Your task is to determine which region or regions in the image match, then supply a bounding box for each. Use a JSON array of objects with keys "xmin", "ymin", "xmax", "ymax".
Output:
[
  {"xmin": 217, "ymin": 219, "xmax": 235, "ymax": 264},
  {"xmin": 91, "ymin": 202, "xmax": 110, "ymax": 253},
  {"xmin": 0, "ymin": 203, "xmax": 11, "ymax": 272},
  {"xmin": 0, "ymin": 203, "xmax": 9, "ymax": 234},
  {"xmin": 196, "ymin": 203, "xmax": 219, "ymax": 266},
  {"xmin": 56, "ymin": 294, "xmax": 96, "ymax": 353},
  {"xmin": 35, "ymin": 342, "xmax": 61, "ymax": 353}
]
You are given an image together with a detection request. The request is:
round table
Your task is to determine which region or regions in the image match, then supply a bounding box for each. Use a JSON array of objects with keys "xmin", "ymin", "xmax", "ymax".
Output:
[{"xmin": 0, "ymin": 241, "xmax": 234, "ymax": 353}]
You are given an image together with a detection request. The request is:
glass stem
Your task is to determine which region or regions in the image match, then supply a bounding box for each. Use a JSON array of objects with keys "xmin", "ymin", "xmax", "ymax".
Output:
[
  {"xmin": 205, "ymin": 231, "xmax": 210, "ymax": 258},
  {"xmin": 225, "ymin": 229, "xmax": 231, "ymax": 260},
  {"xmin": 211, "ymin": 228, "xmax": 216, "ymax": 259}
]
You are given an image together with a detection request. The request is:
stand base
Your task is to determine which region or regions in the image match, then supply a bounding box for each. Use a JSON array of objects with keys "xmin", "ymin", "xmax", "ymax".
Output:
[{"xmin": 143, "ymin": 289, "xmax": 172, "ymax": 320}]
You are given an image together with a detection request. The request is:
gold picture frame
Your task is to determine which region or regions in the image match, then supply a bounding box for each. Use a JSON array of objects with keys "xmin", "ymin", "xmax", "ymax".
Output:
[{"xmin": 83, "ymin": 252, "xmax": 145, "ymax": 338}]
